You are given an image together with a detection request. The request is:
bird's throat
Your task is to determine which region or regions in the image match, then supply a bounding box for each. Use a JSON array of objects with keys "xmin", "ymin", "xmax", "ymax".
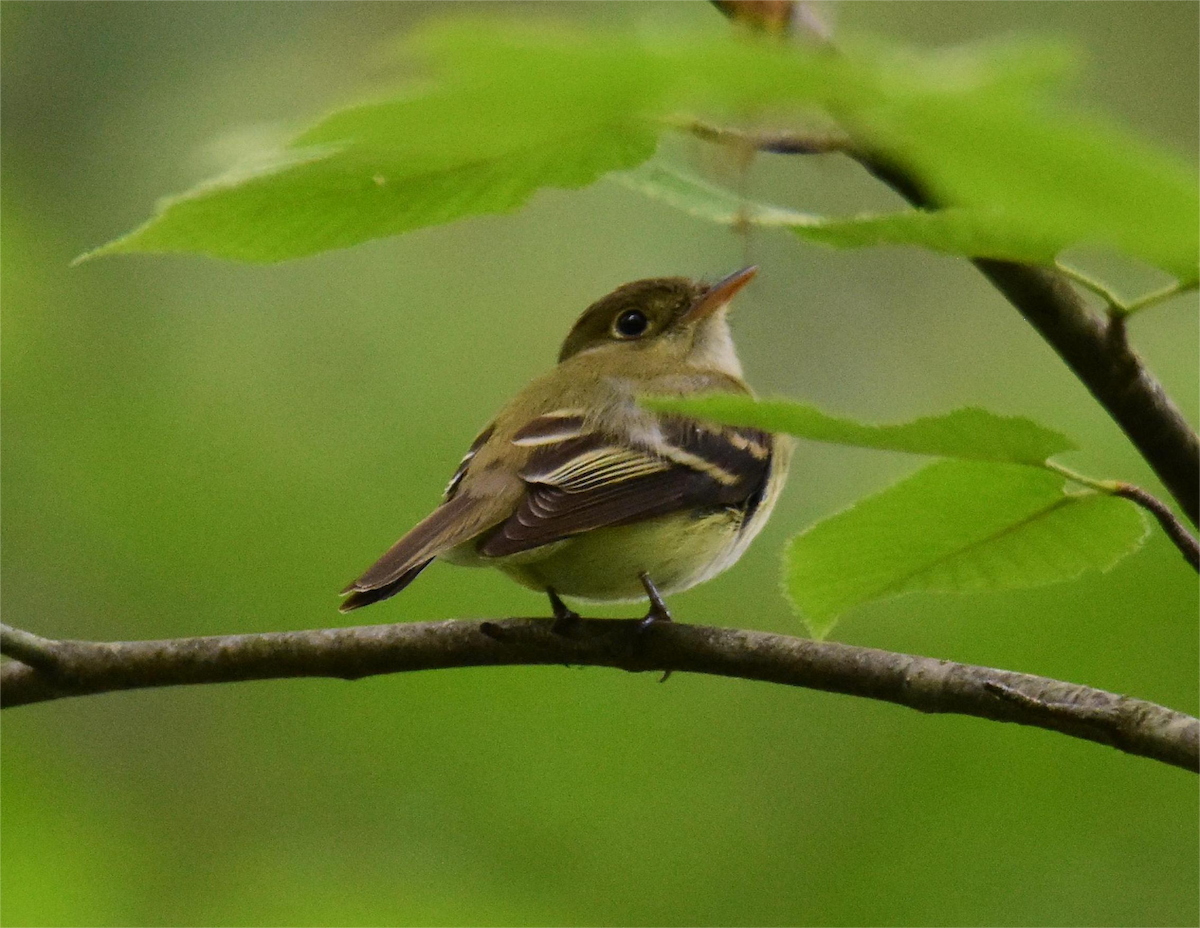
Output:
[{"xmin": 687, "ymin": 311, "xmax": 744, "ymax": 380}]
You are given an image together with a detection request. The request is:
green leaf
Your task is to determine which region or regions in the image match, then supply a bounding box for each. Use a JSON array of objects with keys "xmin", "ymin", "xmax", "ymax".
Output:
[
  {"xmin": 82, "ymin": 21, "xmax": 828, "ymax": 264},
  {"xmin": 644, "ymin": 395, "xmax": 1074, "ymax": 466},
  {"xmin": 82, "ymin": 20, "xmax": 1197, "ymax": 274},
  {"xmin": 79, "ymin": 24, "xmax": 1075, "ymax": 264},
  {"xmin": 788, "ymin": 207, "xmax": 1068, "ymax": 266},
  {"xmin": 82, "ymin": 103, "xmax": 657, "ymax": 263},
  {"xmin": 852, "ymin": 96, "xmax": 1200, "ymax": 282},
  {"xmin": 785, "ymin": 461, "xmax": 1148, "ymax": 638}
]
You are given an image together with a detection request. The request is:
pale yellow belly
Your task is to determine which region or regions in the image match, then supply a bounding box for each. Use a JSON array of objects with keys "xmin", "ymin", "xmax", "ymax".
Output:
[{"xmin": 490, "ymin": 510, "xmax": 746, "ymax": 601}]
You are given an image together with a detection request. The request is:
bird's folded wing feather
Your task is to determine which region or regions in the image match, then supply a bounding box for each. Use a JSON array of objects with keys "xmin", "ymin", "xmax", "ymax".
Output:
[{"xmin": 478, "ymin": 410, "xmax": 772, "ymax": 558}]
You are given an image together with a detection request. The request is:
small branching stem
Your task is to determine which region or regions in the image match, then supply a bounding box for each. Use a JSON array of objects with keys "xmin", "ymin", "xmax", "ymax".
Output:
[
  {"xmin": 1045, "ymin": 463, "xmax": 1199, "ymax": 571},
  {"xmin": 676, "ymin": 118, "xmax": 854, "ymax": 156},
  {"xmin": 1110, "ymin": 484, "xmax": 1200, "ymax": 571},
  {"xmin": 1121, "ymin": 280, "xmax": 1198, "ymax": 316},
  {"xmin": 0, "ymin": 625, "xmax": 65, "ymax": 671}
]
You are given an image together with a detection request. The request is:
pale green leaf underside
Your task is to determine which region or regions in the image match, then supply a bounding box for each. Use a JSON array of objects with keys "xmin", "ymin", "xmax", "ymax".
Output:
[
  {"xmin": 790, "ymin": 208, "xmax": 1066, "ymax": 268},
  {"xmin": 621, "ymin": 162, "xmax": 1189, "ymax": 278},
  {"xmin": 615, "ymin": 163, "xmax": 818, "ymax": 227},
  {"xmin": 644, "ymin": 395, "xmax": 1074, "ymax": 466},
  {"xmin": 786, "ymin": 461, "xmax": 1148, "ymax": 638}
]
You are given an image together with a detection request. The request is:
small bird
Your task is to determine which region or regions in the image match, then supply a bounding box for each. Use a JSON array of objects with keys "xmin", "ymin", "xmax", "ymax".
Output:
[{"xmin": 340, "ymin": 266, "xmax": 790, "ymax": 627}]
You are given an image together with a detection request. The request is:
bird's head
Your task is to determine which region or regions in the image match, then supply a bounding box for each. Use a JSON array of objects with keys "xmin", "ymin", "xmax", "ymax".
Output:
[{"xmin": 557, "ymin": 266, "xmax": 758, "ymax": 377}]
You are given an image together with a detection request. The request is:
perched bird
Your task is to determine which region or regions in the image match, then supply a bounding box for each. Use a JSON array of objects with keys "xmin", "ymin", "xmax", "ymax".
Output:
[{"xmin": 340, "ymin": 266, "xmax": 790, "ymax": 627}]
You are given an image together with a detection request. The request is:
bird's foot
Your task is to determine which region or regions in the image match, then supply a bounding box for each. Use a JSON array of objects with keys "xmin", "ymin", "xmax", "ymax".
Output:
[
  {"xmin": 637, "ymin": 572, "xmax": 673, "ymax": 632},
  {"xmin": 548, "ymin": 589, "xmax": 581, "ymax": 636}
]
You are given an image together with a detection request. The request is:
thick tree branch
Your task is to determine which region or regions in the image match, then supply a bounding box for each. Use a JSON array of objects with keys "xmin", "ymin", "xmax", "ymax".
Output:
[
  {"xmin": 968, "ymin": 260, "xmax": 1199, "ymax": 526},
  {"xmin": 2, "ymin": 619, "xmax": 1195, "ymax": 772}
]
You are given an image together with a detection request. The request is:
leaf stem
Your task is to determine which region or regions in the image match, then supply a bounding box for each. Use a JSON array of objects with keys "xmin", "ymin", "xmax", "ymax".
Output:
[
  {"xmin": 1044, "ymin": 461, "xmax": 1122, "ymax": 494},
  {"xmin": 1053, "ymin": 262, "xmax": 1129, "ymax": 310},
  {"xmin": 671, "ymin": 117, "xmax": 855, "ymax": 157},
  {"xmin": 1121, "ymin": 279, "xmax": 1198, "ymax": 317},
  {"xmin": 1054, "ymin": 262, "xmax": 1198, "ymax": 318}
]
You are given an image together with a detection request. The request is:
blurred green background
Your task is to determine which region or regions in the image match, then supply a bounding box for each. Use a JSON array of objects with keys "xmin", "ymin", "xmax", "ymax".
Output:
[{"xmin": 2, "ymin": 3, "xmax": 1197, "ymax": 926}]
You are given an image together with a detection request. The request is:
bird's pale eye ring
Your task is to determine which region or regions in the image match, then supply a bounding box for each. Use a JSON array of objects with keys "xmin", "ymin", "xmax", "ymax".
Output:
[{"xmin": 613, "ymin": 309, "xmax": 649, "ymax": 339}]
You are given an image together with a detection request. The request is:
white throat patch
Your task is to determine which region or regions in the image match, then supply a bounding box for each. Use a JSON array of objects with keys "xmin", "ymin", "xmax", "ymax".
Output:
[{"xmin": 689, "ymin": 311, "xmax": 744, "ymax": 379}]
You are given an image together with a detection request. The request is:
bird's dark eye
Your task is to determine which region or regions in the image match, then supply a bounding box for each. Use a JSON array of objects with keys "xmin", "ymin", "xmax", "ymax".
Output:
[{"xmin": 613, "ymin": 309, "xmax": 649, "ymax": 338}]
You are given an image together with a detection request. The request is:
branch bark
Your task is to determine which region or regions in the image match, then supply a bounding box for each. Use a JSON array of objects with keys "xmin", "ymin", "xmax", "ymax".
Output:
[
  {"xmin": 2, "ymin": 619, "xmax": 1196, "ymax": 773},
  {"xmin": 969, "ymin": 260, "xmax": 1199, "ymax": 526},
  {"xmin": 1112, "ymin": 483, "xmax": 1200, "ymax": 570}
]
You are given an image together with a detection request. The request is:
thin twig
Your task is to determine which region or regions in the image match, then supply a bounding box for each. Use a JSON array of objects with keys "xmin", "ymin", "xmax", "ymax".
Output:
[
  {"xmin": 0, "ymin": 624, "xmax": 64, "ymax": 671},
  {"xmin": 1, "ymin": 620, "xmax": 1196, "ymax": 772},
  {"xmin": 1111, "ymin": 484, "xmax": 1200, "ymax": 571},
  {"xmin": 678, "ymin": 118, "xmax": 854, "ymax": 156},
  {"xmin": 1045, "ymin": 462, "xmax": 1199, "ymax": 571}
]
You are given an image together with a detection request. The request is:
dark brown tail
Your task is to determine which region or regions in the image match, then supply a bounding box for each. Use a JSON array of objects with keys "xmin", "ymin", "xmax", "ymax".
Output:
[
  {"xmin": 339, "ymin": 492, "xmax": 504, "ymax": 612},
  {"xmin": 339, "ymin": 560, "xmax": 432, "ymax": 612}
]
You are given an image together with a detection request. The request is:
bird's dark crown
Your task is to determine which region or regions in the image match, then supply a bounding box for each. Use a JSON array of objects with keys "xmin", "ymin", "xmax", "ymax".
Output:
[{"xmin": 558, "ymin": 277, "xmax": 704, "ymax": 362}]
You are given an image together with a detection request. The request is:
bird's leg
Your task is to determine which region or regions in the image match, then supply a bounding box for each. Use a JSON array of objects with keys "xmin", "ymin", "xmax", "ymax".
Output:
[
  {"xmin": 548, "ymin": 588, "xmax": 581, "ymax": 636},
  {"xmin": 637, "ymin": 573, "xmax": 674, "ymax": 682},
  {"xmin": 637, "ymin": 572, "xmax": 673, "ymax": 631}
]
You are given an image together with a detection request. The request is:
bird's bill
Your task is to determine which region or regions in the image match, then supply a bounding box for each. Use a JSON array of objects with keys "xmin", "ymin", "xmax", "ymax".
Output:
[{"xmin": 682, "ymin": 265, "xmax": 758, "ymax": 324}]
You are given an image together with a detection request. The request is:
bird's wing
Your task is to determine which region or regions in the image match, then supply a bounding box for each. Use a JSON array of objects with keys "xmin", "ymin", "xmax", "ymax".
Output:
[
  {"xmin": 339, "ymin": 409, "xmax": 775, "ymax": 608},
  {"xmin": 442, "ymin": 424, "xmax": 496, "ymax": 501},
  {"xmin": 478, "ymin": 411, "xmax": 773, "ymax": 558},
  {"xmin": 339, "ymin": 423, "xmax": 510, "ymax": 612}
]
